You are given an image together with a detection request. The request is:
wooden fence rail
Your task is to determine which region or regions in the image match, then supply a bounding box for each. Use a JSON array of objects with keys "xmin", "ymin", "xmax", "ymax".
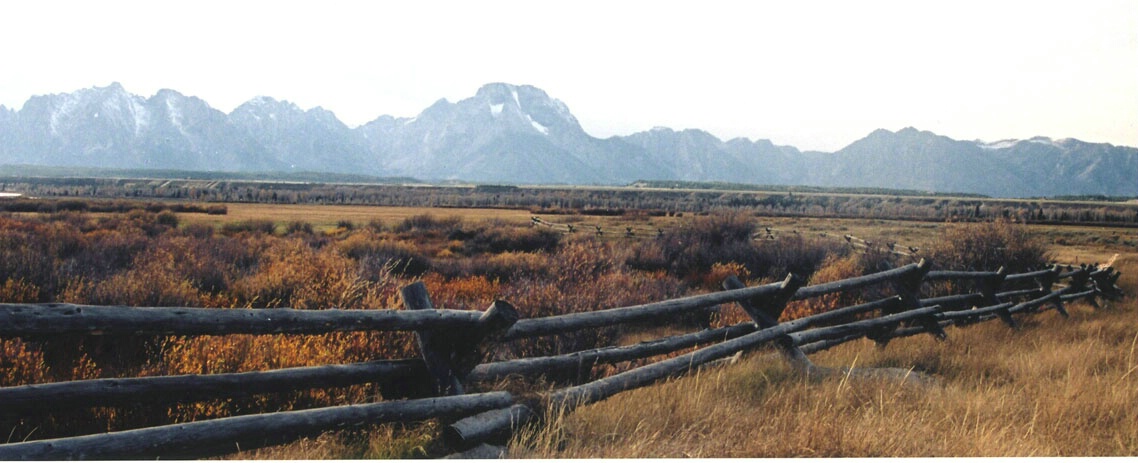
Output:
[{"xmin": 0, "ymin": 259, "xmax": 1124, "ymax": 459}]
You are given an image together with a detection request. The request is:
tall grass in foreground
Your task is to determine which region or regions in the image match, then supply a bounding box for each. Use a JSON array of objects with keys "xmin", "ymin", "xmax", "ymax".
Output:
[{"xmin": 509, "ymin": 275, "xmax": 1138, "ymax": 457}]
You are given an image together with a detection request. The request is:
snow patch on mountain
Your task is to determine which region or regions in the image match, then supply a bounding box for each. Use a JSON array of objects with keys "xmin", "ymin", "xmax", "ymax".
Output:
[{"xmin": 979, "ymin": 139, "xmax": 1019, "ymax": 150}]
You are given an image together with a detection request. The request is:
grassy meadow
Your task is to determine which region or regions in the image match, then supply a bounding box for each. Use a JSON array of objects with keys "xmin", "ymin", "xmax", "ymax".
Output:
[{"xmin": 1, "ymin": 198, "xmax": 1135, "ymax": 458}]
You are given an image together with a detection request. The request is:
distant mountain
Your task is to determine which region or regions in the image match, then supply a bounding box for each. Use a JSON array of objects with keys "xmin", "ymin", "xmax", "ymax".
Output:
[
  {"xmin": 1, "ymin": 82, "xmax": 1136, "ymax": 197},
  {"xmin": 358, "ymin": 83, "xmax": 664, "ymax": 183},
  {"xmin": 230, "ymin": 96, "xmax": 372, "ymax": 173}
]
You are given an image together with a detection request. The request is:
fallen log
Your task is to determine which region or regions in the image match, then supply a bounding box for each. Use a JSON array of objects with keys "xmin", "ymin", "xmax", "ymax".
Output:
[{"xmin": 443, "ymin": 404, "xmax": 536, "ymax": 450}]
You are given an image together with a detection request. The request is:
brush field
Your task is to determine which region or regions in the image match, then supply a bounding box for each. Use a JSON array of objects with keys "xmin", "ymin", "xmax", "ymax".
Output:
[{"xmin": 1, "ymin": 198, "xmax": 1135, "ymax": 458}]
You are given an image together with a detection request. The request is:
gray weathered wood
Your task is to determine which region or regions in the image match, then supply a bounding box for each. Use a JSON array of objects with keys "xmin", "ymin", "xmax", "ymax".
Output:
[
  {"xmin": 502, "ymin": 280, "xmax": 783, "ymax": 340},
  {"xmin": 1003, "ymin": 267, "xmax": 1057, "ymax": 283},
  {"xmin": 787, "ymin": 306, "xmax": 942, "ymax": 346},
  {"xmin": 935, "ymin": 302, "xmax": 1015, "ymax": 323},
  {"xmin": 0, "ymin": 303, "xmax": 484, "ymax": 337},
  {"xmin": 403, "ymin": 283, "xmax": 465, "ymax": 395},
  {"xmin": 443, "ymin": 404, "xmax": 536, "ymax": 450},
  {"xmin": 995, "ymin": 287, "xmax": 1044, "ymax": 300},
  {"xmin": 401, "ymin": 283, "xmax": 520, "ymax": 395},
  {"xmin": 791, "ymin": 261, "xmax": 925, "ymax": 301},
  {"xmin": 1008, "ymin": 287, "xmax": 1069, "ymax": 316},
  {"xmin": 0, "ymin": 392, "xmax": 514, "ymax": 460},
  {"xmin": 0, "ymin": 360, "xmax": 428, "ymax": 416},
  {"xmin": 924, "ymin": 270, "xmax": 1001, "ymax": 281},
  {"xmin": 443, "ymin": 443, "xmax": 509, "ymax": 459},
  {"xmin": 467, "ymin": 322, "xmax": 757, "ymax": 383},
  {"xmin": 723, "ymin": 274, "xmax": 815, "ymax": 373},
  {"xmin": 724, "ymin": 273, "xmax": 804, "ymax": 326},
  {"xmin": 788, "ymin": 296, "xmax": 903, "ymax": 328},
  {"xmin": 546, "ymin": 324, "xmax": 795, "ymax": 411},
  {"xmin": 920, "ymin": 293, "xmax": 984, "ymax": 310}
]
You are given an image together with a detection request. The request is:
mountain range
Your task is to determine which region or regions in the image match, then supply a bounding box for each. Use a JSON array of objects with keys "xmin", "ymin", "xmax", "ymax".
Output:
[{"xmin": 1, "ymin": 82, "xmax": 1135, "ymax": 198}]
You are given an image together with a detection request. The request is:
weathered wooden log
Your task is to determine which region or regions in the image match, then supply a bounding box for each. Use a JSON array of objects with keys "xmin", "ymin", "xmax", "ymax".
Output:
[
  {"xmin": 546, "ymin": 323, "xmax": 796, "ymax": 411},
  {"xmin": 1008, "ymin": 288, "xmax": 1069, "ymax": 316},
  {"xmin": 788, "ymin": 296, "xmax": 902, "ymax": 328},
  {"xmin": 979, "ymin": 267, "xmax": 1008, "ymax": 305},
  {"xmin": 0, "ymin": 392, "xmax": 515, "ymax": 460},
  {"xmin": 787, "ymin": 306, "xmax": 942, "ymax": 346},
  {"xmin": 1003, "ymin": 267, "xmax": 1058, "ymax": 283},
  {"xmin": 974, "ymin": 269, "xmax": 1019, "ymax": 327},
  {"xmin": 443, "ymin": 404, "xmax": 536, "ymax": 450},
  {"xmin": 723, "ymin": 274, "xmax": 814, "ymax": 372},
  {"xmin": 791, "ymin": 261, "xmax": 925, "ymax": 301},
  {"xmin": 1060, "ymin": 289, "xmax": 1097, "ymax": 302},
  {"xmin": 0, "ymin": 359, "xmax": 429, "ymax": 416},
  {"xmin": 724, "ymin": 273, "xmax": 804, "ymax": 326},
  {"xmin": 891, "ymin": 259, "xmax": 931, "ymax": 312},
  {"xmin": 502, "ymin": 280, "xmax": 783, "ymax": 340},
  {"xmin": 924, "ymin": 270, "xmax": 1001, "ymax": 281},
  {"xmin": 1065, "ymin": 268, "xmax": 1098, "ymax": 308},
  {"xmin": 874, "ymin": 318, "xmax": 957, "ymax": 341},
  {"xmin": 995, "ymin": 287, "xmax": 1044, "ymax": 300},
  {"xmin": 403, "ymin": 283, "xmax": 463, "ymax": 395},
  {"xmin": 0, "ymin": 303, "xmax": 485, "ymax": 337},
  {"xmin": 442, "ymin": 443, "xmax": 509, "ymax": 459},
  {"xmin": 467, "ymin": 322, "xmax": 757, "ymax": 383},
  {"xmin": 401, "ymin": 283, "xmax": 519, "ymax": 395},
  {"xmin": 920, "ymin": 293, "xmax": 984, "ymax": 311},
  {"xmin": 797, "ymin": 334, "xmax": 865, "ymax": 354},
  {"xmin": 936, "ymin": 302, "xmax": 1015, "ymax": 323}
]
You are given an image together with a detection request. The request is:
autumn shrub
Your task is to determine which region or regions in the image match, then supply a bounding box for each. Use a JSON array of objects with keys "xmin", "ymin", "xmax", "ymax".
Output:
[
  {"xmin": 926, "ymin": 219, "xmax": 1050, "ymax": 273},
  {"xmin": 499, "ymin": 238, "xmax": 686, "ymax": 361},
  {"xmin": 230, "ymin": 239, "xmax": 379, "ymax": 310},
  {"xmin": 286, "ymin": 220, "xmax": 315, "ymax": 235},
  {"xmin": 453, "ymin": 222, "xmax": 562, "ymax": 255},
  {"xmin": 338, "ymin": 230, "xmax": 432, "ymax": 278},
  {"xmin": 221, "ymin": 219, "xmax": 277, "ymax": 235},
  {"xmin": 435, "ymin": 251, "xmax": 551, "ymax": 281},
  {"xmin": 391, "ymin": 214, "xmax": 461, "ymax": 234},
  {"xmin": 782, "ymin": 249, "xmax": 900, "ymax": 321},
  {"xmin": 629, "ymin": 213, "xmax": 846, "ymax": 286},
  {"xmin": 420, "ymin": 274, "xmax": 502, "ymax": 311},
  {"xmin": 1, "ymin": 338, "xmax": 49, "ymax": 387}
]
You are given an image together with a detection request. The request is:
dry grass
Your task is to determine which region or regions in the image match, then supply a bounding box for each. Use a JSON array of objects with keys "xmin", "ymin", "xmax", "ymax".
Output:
[
  {"xmin": 5, "ymin": 203, "xmax": 1135, "ymax": 458},
  {"xmin": 509, "ymin": 224, "xmax": 1138, "ymax": 457},
  {"xmin": 177, "ymin": 204, "xmax": 535, "ymax": 232},
  {"xmin": 511, "ymin": 297, "xmax": 1138, "ymax": 457}
]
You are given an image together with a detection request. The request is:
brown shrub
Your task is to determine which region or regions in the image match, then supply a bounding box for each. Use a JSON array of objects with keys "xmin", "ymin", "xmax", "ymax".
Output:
[{"xmin": 926, "ymin": 219, "xmax": 1050, "ymax": 272}]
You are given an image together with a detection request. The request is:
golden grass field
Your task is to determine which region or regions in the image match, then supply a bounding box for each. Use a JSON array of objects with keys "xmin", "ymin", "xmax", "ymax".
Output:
[
  {"xmin": 178, "ymin": 203, "xmax": 536, "ymax": 232},
  {"xmin": 183, "ymin": 204, "xmax": 1138, "ymax": 459}
]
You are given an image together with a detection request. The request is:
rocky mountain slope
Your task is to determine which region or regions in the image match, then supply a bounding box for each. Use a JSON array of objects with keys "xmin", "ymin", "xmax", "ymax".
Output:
[{"xmin": 2, "ymin": 82, "xmax": 1135, "ymax": 197}]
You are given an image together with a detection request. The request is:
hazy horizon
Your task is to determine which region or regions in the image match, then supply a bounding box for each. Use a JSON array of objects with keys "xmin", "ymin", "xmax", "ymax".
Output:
[{"xmin": 3, "ymin": 0, "xmax": 1135, "ymax": 152}]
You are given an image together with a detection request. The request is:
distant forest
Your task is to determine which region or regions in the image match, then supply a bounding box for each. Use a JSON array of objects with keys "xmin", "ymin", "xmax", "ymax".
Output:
[{"xmin": 3, "ymin": 171, "xmax": 1137, "ymax": 226}]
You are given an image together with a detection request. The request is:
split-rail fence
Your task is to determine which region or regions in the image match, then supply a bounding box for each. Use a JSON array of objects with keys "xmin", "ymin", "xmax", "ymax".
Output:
[{"xmin": 0, "ymin": 259, "xmax": 1124, "ymax": 459}]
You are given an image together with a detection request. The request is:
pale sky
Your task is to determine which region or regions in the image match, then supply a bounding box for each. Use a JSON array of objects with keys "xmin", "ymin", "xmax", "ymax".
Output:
[{"xmin": 2, "ymin": 0, "xmax": 1135, "ymax": 152}]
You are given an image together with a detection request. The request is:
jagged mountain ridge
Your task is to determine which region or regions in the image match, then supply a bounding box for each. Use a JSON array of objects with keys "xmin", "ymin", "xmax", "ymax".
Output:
[{"xmin": 1, "ymin": 82, "xmax": 1136, "ymax": 197}]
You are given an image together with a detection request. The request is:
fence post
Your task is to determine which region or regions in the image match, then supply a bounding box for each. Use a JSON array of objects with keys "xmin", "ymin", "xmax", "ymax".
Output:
[
  {"xmin": 722, "ymin": 274, "xmax": 812, "ymax": 372},
  {"xmin": 401, "ymin": 282, "xmax": 519, "ymax": 396},
  {"xmin": 981, "ymin": 267, "xmax": 1016, "ymax": 328},
  {"xmin": 1068, "ymin": 267, "xmax": 1095, "ymax": 311},
  {"xmin": 873, "ymin": 258, "xmax": 940, "ymax": 345},
  {"xmin": 1035, "ymin": 265, "xmax": 1066, "ymax": 315}
]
